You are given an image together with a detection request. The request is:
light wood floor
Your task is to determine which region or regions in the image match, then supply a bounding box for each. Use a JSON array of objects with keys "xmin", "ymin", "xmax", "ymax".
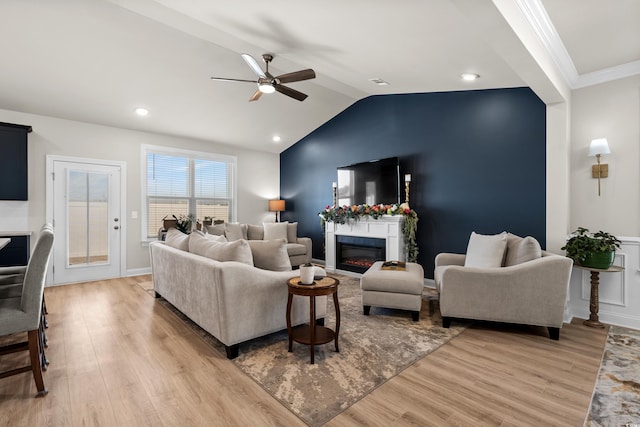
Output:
[{"xmin": 0, "ymin": 275, "xmax": 608, "ymax": 426}]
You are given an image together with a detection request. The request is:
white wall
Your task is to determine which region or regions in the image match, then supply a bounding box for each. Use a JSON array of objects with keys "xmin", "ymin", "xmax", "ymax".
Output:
[
  {"xmin": 569, "ymin": 75, "xmax": 640, "ymax": 235},
  {"xmin": 0, "ymin": 108, "xmax": 281, "ymax": 274},
  {"xmin": 565, "ymin": 75, "xmax": 640, "ymax": 329}
]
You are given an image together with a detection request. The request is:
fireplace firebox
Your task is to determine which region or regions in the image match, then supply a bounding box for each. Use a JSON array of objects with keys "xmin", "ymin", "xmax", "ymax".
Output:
[{"xmin": 336, "ymin": 235, "xmax": 386, "ymax": 273}]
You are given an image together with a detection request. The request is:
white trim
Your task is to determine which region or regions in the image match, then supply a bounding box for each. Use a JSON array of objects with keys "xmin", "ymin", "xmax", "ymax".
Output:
[
  {"xmin": 127, "ymin": 267, "xmax": 152, "ymax": 277},
  {"xmin": 517, "ymin": 0, "xmax": 640, "ymax": 89},
  {"xmin": 45, "ymin": 155, "xmax": 127, "ymax": 283}
]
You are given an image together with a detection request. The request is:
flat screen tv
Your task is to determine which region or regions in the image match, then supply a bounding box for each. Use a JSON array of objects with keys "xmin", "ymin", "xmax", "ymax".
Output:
[
  {"xmin": 337, "ymin": 157, "xmax": 400, "ymax": 206},
  {"xmin": 0, "ymin": 122, "xmax": 31, "ymax": 201}
]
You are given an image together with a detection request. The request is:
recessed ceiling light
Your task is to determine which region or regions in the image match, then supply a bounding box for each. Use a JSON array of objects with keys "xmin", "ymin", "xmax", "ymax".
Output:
[
  {"xmin": 135, "ymin": 107, "xmax": 149, "ymax": 116},
  {"xmin": 461, "ymin": 73, "xmax": 480, "ymax": 81},
  {"xmin": 368, "ymin": 78, "xmax": 390, "ymax": 86},
  {"xmin": 272, "ymin": 135, "xmax": 281, "ymax": 143}
]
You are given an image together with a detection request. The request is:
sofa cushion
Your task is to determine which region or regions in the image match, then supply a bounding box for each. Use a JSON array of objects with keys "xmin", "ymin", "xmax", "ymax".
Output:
[
  {"xmin": 464, "ymin": 231, "xmax": 507, "ymax": 268},
  {"xmin": 205, "ymin": 224, "xmax": 226, "ymax": 236},
  {"xmin": 287, "ymin": 243, "xmax": 307, "ymax": 257},
  {"xmin": 188, "ymin": 232, "xmax": 253, "ymax": 266},
  {"xmin": 225, "ymin": 223, "xmax": 248, "ymax": 241},
  {"xmin": 165, "ymin": 228, "xmax": 190, "ymax": 251},
  {"xmin": 247, "ymin": 224, "xmax": 264, "ymax": 240},
  {"xmin": 505, "ymin": 235, "xmax": 542, "ymax": 266},
  {"xmin": 248, "ymin": 239, "xmax": 292, "ymax": 271},
  {"xmin": 263, "ymin": 222, "xmax": 288, "ymax": 242},
  {"xmin": 287, "ymin": 222, "xmax": 298, "ymax": 244}
]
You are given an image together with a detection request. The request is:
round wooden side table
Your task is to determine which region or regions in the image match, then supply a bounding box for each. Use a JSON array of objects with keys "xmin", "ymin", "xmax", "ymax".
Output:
[
  {"xmin": 574, "ymin": 264, "xmax": 624, "ymax": 328},
  {"xmin": 286, "ymin": 276, "xmax": 340, "ymax": 364}
]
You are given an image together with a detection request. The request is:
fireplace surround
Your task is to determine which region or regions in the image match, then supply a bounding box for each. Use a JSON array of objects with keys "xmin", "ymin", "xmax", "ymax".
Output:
[{"xmin": 324, "ymin": 216, "xmax": 405, "ymax": 273}]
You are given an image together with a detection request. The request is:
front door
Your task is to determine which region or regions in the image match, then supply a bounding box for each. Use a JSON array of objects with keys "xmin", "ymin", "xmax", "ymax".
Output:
[{"xmin": 50, "ymin": 158, "xmax": 124, "ymax": 284}]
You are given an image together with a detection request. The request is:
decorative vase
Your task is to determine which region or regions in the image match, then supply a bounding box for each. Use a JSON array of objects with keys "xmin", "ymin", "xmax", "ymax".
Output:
[
  {"xmin": 300, "ymin": 265, "xmax": 315, "ymax": 285},
  {"xmin": 582, "ymin": 251, "xmax": 615, "ymax": 269}
]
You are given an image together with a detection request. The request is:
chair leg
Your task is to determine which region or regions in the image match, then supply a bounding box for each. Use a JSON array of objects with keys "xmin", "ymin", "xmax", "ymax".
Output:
[
  {"xmin": 548, "ymin": 327, "xmax": 560, "ymax": 340},
  {"xmin": 442, "ymin": 317, "xmax": 451, "ymax": 328},
  {"xmin": 27, "ymin": 329, "xmax": 48, "ymax": 397}
]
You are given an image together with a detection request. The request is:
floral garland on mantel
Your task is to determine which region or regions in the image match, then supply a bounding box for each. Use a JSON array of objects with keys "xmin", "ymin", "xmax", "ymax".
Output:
[{"xmin": 318, "ymin": 203, "xmax": 419, "ymax": 263}]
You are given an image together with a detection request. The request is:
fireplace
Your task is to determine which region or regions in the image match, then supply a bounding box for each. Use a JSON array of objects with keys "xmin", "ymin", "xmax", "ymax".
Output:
[
  {"xmin": 336, "ymin": 235, "xmax": 386, "ymax": 273},
  {"xmin": 324, "ymin": 215, "xmax": 405, "ymax": 273}
]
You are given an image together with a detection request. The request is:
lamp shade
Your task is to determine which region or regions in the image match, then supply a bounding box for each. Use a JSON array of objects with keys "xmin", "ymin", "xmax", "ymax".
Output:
[
  {"xmin": 589, "ymin": 138, "xmax": 610, "ymax": 156},
  {"xmin": 268, "ymin": 199, "xmax": 285, "ymax": 212}
]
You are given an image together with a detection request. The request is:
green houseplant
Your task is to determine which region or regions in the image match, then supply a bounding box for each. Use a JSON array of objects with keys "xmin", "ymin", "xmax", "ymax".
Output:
[{"xmin": 561, "ymin": 227, "xmax": 621, "ymax": 269}]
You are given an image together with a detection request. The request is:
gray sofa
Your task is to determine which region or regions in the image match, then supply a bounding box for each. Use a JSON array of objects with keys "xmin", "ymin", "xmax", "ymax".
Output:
[
  {"xmin": 149, "ymin": 235, "xmax": 326, "ymax": 359},
  {"xmin": 434, "ymin": 233, "xmax": 573, "ymax": 340},
  {"xmin": 205, "ymin": 221, "xmax": 312, "ymax": 267}
]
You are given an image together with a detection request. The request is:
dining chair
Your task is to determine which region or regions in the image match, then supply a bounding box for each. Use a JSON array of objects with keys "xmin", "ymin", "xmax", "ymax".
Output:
[{"xmin": 0, "ymin": 224, "xmax": 54, "ymax": 396}]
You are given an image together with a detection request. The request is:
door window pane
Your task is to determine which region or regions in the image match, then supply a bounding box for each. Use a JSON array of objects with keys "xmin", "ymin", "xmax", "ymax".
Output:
[{"xmin": 68, "ymin": 170, "xmax": 109, "ymax": 266}]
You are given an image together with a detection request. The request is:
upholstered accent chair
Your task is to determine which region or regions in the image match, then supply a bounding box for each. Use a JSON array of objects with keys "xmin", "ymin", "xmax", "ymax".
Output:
[
  {"xmin": 434, "ymin": 233, "xmax": 573, "ymax": 340},
  {"xmin": 0, "ymin": 224, "xmax": 54, "ymax": 396}
]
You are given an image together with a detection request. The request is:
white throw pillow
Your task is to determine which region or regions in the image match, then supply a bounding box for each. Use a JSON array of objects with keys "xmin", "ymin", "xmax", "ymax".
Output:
[
  {"xmin": 165, "ymin": 228, "xmax": 190, "ymax": 251},
  {"xmin": 263, "ymin": 222, "xmax": 288, "ymax": 242},
  {"xmin": 505, "ymin": 235, "xmax": 542, "ymax": 266},
  {"xmin": 189, "ymin": 232, "xmax": 253, "ymax": 266},
  {"xmin": 224, "ymin": 223, "xmax": 248, "ymax": 241},
  {"xmin": 247, "ymin": 224, "xmax": 264, "ymax": 240},
  {"xmin": 287, "ymin": 222, "xmax": 298, "ymax": 244},
  {"xmin": 464, "ymin": 231, "xmax": 508, "ymax": 268},
  {"xmin": 247, "ymin": 239, "xmax": 292, "ymax": 271}
]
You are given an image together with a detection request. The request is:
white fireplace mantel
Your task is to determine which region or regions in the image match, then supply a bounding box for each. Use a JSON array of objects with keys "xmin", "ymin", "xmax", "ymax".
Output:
[{"xmin": 324, "ymin": 216, "xmax": 405, "ymax": 272}]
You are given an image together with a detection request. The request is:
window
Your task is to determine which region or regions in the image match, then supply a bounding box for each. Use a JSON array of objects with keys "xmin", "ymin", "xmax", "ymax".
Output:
[{"xmin": 142, "ymin": 145, "xmax": 236, "ymax": 240}]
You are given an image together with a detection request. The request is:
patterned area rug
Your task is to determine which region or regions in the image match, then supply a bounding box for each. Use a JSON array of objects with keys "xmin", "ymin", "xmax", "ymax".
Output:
[
  {"xmin": 141, "ymin": 274, "xmax": 465, "ymax": 426},
  {"xmin": 587, "ymin": 325, "xmax": 640, "ymax": 426}
]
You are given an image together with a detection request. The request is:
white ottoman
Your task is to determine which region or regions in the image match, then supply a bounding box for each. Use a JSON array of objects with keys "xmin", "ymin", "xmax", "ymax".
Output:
[{"xmin": 360, "ymin": 261, "xmax": 425, "ymax": 321}]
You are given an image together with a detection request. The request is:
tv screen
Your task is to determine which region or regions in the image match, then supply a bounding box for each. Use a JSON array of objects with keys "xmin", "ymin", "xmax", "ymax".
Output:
[
  {"xmin": 0, "ymin": 123, "xmax": 31, "ymax": 201},
  {"xmin": 337, "ymin": 157, "xmax": 400, "ymax": 206}
]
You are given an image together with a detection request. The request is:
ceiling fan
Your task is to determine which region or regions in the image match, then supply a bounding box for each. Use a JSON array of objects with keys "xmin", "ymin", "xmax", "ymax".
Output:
[{"xmin": 211, "ymin": 53, "xmax": 315, "ymax": 102}]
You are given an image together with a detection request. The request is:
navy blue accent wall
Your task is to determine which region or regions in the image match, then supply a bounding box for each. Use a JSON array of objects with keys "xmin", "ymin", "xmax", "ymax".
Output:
[{"xmin": 280, "ymin": 87, "xmax": 546, "ymax": 278}]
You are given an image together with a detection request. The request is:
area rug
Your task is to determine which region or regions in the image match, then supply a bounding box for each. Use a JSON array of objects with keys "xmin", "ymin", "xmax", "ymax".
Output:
[
  {"xmin": 144, "ymin": 274, "xmax": 466, "ymax": 426},
  {"xmin": 587, "ymin": 325, "xmax": 640, "ymax": 426}
]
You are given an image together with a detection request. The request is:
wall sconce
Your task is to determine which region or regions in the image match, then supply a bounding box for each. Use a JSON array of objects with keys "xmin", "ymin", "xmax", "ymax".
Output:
[
  {"xmin": 404, "ymin": 174, "xmax": 411, "ymax": 206},
  {"xmin": 268, "ymin": 199, "xmax": 285, "ymax": 222},
  {"xmin": 589, "ymin": 138, "xmax": 610, "ymax": 196},
  {"xmin": 332, "ymin": 182, "xmax": 337, "ymax": 207}
]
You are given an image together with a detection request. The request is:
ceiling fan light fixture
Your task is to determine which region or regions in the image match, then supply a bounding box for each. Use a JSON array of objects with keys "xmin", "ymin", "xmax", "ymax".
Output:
[{"xmin": 258, "ymin": 83, "xmax": 276, "ymax": 94}]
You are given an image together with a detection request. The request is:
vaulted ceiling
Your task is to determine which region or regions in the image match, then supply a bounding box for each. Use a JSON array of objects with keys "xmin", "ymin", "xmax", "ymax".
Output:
[{"xmin": 1, "ymin": 0, "xmax": 638, "ymax": 153}]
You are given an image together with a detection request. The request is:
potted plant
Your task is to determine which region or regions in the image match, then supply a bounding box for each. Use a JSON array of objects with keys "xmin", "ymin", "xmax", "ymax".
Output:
[
  {"xmin": 561, "ymin": 227, "xmax": 621, "ymax": 269},
  {"xmin": 175, "ymin": 214, "xmax": 195, "ymax": 234}
]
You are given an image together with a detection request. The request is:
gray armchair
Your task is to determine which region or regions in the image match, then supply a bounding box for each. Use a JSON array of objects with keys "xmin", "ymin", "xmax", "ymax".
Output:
[
  {"xmin": 434, "ymin": 234, "xmax": 573, "ymax": 340},
  {"xmin": 0, "ymin": 224, "xmax": 54, "ymax": 396}
]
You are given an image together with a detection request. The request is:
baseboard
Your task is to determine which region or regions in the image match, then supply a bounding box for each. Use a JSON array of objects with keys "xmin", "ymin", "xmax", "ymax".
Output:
[
  {"xmin": 127, "ymin": 267, "xmax": 151, "ymax": 277},
  {"xmin": 567, "ymin": 308, "xmax": 640, "ymax": 330}
]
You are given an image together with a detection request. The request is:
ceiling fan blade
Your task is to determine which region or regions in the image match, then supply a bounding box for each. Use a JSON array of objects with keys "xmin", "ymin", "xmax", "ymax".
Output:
[
  {"xmin": 249, "ymin": 89, "xmax": 263, "ymax": 102},
  {"xmin": 210, "ymin": 77, "xmax": 256, "ymax": 83},
  {"xmin": 275, "ymin": 84, "xmax": 308, "ymax": 101},
  {"xmin": 276, "ymin": 69, "xmax": 316, "ymax": 84},
  {"xmin": 241, "ymin": 53, "xmax": 266, "ymax": 78}
]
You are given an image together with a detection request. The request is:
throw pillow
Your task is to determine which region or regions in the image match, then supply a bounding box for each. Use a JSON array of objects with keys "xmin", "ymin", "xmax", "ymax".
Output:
[
  {"xmin": 505, "ymin": 235, "xmax": 542, "ymax": 266},
  {"xmin": 464, "ymin": 231, "xmax": 508, "ymax": 268},
  {"xmin": 263, "ymin": 222, "xmax": 288, "ymax": 242},
  {"xmin": 205, "ymin": 224, "xmax": 225, "ymax": 236},
  {"xmin": 247, "ymin": 239, "xmax": 292, "ymax": 271},
  {"xmin": 287, "ymin": 222, "xmax": 298, "ymax": 244},
  {"xmin": 189, "ymin": 232, "xmax": 253, "ymax": 266},
  {"xmin": 225, "ymin": 223, "xmax": 248, "ymax": 241},
  {"xmin": 165, "ymin": 228, "xmax": 190, "ymax": 251},
  {"xmin": 247, "ymin": 224, "xmax": 264, "ymax": 240}
]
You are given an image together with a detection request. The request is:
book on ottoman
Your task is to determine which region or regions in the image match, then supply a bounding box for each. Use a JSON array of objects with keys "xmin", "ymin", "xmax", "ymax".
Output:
[{"xmin": 381, "ymin": 261, "xmax": 406, "ymax": 271}]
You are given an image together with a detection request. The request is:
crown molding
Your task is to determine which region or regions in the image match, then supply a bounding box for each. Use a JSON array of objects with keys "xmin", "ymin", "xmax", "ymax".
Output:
[{"xmin": 516, "ymin": 0, "xmax": 640, "ymax": 89}]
